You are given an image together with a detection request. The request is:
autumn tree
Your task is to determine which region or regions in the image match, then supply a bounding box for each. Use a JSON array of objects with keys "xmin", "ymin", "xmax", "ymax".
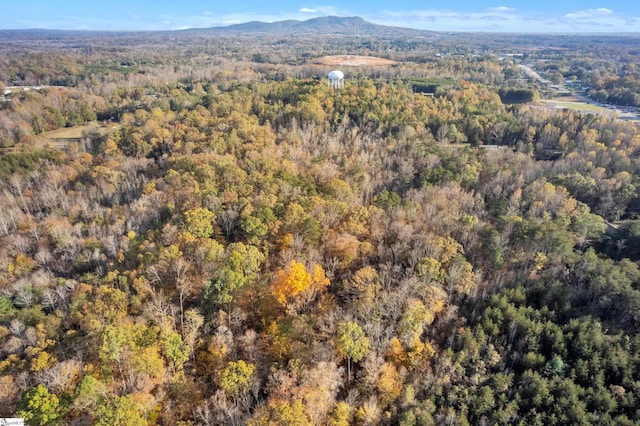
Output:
[
  {"xmin": 270, "ymin": 260, "xmax": 330, "ymax": 312},
  {"xmin": 17, "ymin": 384, "xmax": 63, "ymax": 426},
  {"xmin": 183, "ymin": 207, "xmax": 217, "ymax": 239},
  {"xmin": 336, "ymin": 321, "xmax": 371, "ymax": 383},
  {"xmin": 95, "ymin": 395, "xmax": 147, "ymax": 426},
  {"xmin": 98, "ymin": 323, "xmax": 166, "ymax": 393},
  {"xmin": 218, "ymin": 359, "xmax": 256, "ymax": 415}
]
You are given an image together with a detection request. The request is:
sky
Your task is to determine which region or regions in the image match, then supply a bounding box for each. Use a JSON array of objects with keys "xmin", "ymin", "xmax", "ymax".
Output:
[{"xmin": 2, "ymin": 1, "xmax": 639, "ymax": 33}]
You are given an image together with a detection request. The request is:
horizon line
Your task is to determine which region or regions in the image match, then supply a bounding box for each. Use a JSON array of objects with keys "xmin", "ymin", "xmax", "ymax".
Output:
[{"xmin": 2, "ymin": 15, "xmax": 640, "ymax": 35}]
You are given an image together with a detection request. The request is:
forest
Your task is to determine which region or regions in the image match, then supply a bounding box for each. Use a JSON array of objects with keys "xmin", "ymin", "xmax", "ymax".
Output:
[{"xmin": 1, "ymin": 29, "xmax": 640, "ymax": 425}]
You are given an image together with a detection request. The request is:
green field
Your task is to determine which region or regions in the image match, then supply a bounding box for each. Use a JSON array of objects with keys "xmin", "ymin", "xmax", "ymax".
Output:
[{"xmin": 541, "ymin": 98, "xmax": 610, "ymax": 113}]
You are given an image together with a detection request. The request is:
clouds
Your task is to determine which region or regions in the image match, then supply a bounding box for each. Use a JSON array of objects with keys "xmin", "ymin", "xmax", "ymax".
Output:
[
  {"xmin": 488, "ymin": 6, "xmax": 514, "ymax": 12},
  {"xmin": 366, "ymin": 5, "xmax": 639, "ymax": 32},
  {"xmin": 556, "ymin": 7, "xmax": 633, "ymax": 29},
  {"xmin": 296, "ymin": 6, "xmax": 346, "ymax": 16},
  {"xmin": 372, "ymin": 7, "xmax": 524, "ymax": 31},
  {"xmin": 565, "ymin": 8, "xmax": 613, "ymax": 20},
  {"xmin": 186, "ymin": 5, "xmax": 639, "ymax": 32},
  {"xmin": 168, "ymin": 5, "xmax": 350, "ymax": 29}
]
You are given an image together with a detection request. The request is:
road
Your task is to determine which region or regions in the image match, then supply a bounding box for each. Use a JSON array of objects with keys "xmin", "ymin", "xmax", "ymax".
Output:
[
  {"xmin": 517, "ymin": 64, "xmax": 551, "ymax": 85},
  {"xmin": 518, "ymin": 64, "xmax": 639, "ymax": 122}
]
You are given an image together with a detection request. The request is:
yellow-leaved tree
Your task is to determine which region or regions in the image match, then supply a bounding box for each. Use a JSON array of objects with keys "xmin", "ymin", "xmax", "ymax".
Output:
[{"xmin": 271, "ymin": 260, "xmax": 329, "ymax": 313}]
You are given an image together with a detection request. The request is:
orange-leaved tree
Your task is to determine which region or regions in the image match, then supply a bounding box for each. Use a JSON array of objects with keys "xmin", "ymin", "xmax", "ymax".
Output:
[{"xmin": 270, "ymin": 260, "xmax": 329, "ymax": 312}]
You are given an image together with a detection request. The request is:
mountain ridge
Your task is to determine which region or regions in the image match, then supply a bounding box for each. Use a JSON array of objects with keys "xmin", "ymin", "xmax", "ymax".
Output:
[
  {"xmin": 0, "ymin": 16, "xmax": 434, "ymax": 38},
  {"xmin": 183, "ymin": 16, "xmax": 433, "ymax": 36}
]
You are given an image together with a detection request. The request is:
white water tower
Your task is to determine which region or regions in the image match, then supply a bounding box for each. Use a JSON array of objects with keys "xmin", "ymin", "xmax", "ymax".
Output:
[{"xmin": 328, "ymin": 70, "xmax": 344, "ymax": 89}]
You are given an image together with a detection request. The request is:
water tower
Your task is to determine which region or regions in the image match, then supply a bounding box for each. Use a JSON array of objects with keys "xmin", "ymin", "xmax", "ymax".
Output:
[{"xmin": 328, "ymin": 70, "xmax": 344, "ymax": 89}]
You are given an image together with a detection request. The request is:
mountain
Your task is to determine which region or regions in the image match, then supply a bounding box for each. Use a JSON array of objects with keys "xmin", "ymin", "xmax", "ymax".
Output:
[
  {"xmin": 0, "ymin": 16, "xmax": 432, "ymax": 39},
  {"xmin": 184, "ymin": 16, "xmax": 432, "ymax": 37}
]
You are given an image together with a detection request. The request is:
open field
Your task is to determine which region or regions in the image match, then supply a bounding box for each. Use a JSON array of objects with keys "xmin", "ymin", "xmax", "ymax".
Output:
[
  {"xmin": 540, "ymin": 96, "xmax": 640, "ymax": 121},
  {"xmin": 36, "ymin": 122, "xmax": 120, "ymax": 140},
  {"xmin": 33, "ymin": 122, "xmax": 120, "ymax": 149},
  {"xmin": 309, "ymin": 55, "xmax": 397, "ymax": 66},
  {"xmin": 541, "ymin": 98, "xmax": 609, "ymax": 113}
]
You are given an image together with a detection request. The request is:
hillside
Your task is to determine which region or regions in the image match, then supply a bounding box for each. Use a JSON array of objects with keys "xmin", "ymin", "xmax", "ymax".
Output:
[{"xmin": 2, "ymin": 29, "xmax": 640, "ymax": 426}]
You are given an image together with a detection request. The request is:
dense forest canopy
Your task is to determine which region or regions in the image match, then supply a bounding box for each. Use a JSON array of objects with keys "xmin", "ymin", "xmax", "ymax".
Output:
[{"xmin": 1, "ymin": 29, "xmax": 640, "ymax": 425}]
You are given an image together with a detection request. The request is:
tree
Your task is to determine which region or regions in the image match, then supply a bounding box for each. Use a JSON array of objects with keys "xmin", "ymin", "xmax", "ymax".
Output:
[
  {"xmin": 271, "ymin": 260, "xmax": 310, "ymax": 306},
  {"xmin": 240, "ymin": 215, "xmax": 268, "ymax": 244},
  {"xmin": 336, "ymin": 321, "xmax": 371, "ymax": 382},
  {"xmin": 397, "ymin": 298, "xmax": 434, "ymax": 345},
  {"xmin": 98, "ymin": 324, "xmax": 166, "ymax": 393},
  {"xmin": 472, "ymin": 386, "xmax": 496, "ymax": 420},
  {"xmin": 249, "ymin": 400, "xmax": 311, "ymax": 426},
  {"xmin": 73, "ymin": 375, "xmax": 107, "ymax": 412},
  {"xmin": 184, "ymin": 207, "xmax": 216, "ymax": 238},
  {"xmin": 329, "ymin": 402, "xmax": 355, "ymax": 426},
  {"xmin": 18, "ymin": 384, "xmax": 62, "ymax": 426},
  {"xmin": 376, "ymin": 362, "xmax": 403, "ymax": 405},
  {"xmin": 446, "ymin": 256, "xmax": 475, "ymax": 300},
  {"xmin": 204, "ymin": 268, "xmax": 247, "ymax": 316},
  {"xmin": 95, "ymin": 395, "xmax": 146, "ymax": 426},
  {"xmin": 202, "ymin": 242, "xmax": 264, "ymax": 319},
  {"xmin": 183, "ymin": 308, "xmax": 204, "ymax": 362},
  {"xmin": 219, "ymin": 360, "xmax": 255, "ymax": 403},
  {"xmin": 162, "ymin": 331, "xmax": 190, "ymax": 373},
  {"xmin": 270, "ymin": 260, "xmax": 329, "ymax": 311},
  {"xmin": 355, "ymin": 397, "xmax": 381, "ymax": 425}
]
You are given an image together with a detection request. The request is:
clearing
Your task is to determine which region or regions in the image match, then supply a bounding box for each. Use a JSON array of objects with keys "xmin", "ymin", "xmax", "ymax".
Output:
[
  {"xmin": 541, "ymin": 96, "xmax": 640, "ymax": 121},
  {"xmin": 310, "ymin": 55, "xmax": 397, "ymax": 66},
  {"xmin": 541, "ymin": 97, "xmax": 609, "ymax": 113},
  {"xmin": 33, "ymin": 122, "xmax": 120, "ymax": 150}
]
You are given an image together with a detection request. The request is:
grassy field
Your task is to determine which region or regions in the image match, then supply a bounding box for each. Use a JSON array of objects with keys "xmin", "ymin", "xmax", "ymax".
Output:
[
  {"xmin": 33, "ymin": 122, "xmax": 120, "ymax": 150},
  {"xmin": 36, "ymin": 122, "xmax": 118, "ymax": 140},
  {"xmin": 540, "ymin": 97, "xmax": 639, "ymax": 121},
  {"xmin": 540, "ymin": 97, "xmax": 611, "ymax": 113}
]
